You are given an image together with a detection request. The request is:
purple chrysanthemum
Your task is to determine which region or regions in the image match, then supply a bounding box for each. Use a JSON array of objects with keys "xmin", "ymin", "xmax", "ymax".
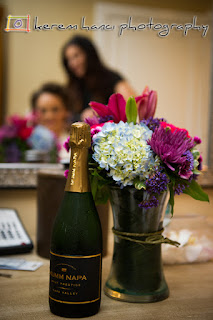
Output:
[
  {"xmin": 146, "ymin": 169, "xmax": 169, "ymax": 194},
  {"xmin": 148, "ymin": 125, "xmax": 194, "ymax": 174},
  {"xmin": 138, "ymin": 196, "xmax": 159, "ymax": 209},
  {"xmin": 141, "ymin": 117, "xmax": 166, "ymax": 132}
]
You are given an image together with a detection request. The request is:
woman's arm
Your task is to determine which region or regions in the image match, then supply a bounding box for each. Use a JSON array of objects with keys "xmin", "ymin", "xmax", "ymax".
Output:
[{"xmin": 114, "ymin": 80, "xmax": 137, "ymax": 100}]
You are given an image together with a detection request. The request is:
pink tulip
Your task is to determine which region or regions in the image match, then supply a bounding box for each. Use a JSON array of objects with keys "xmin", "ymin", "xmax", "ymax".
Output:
[
  {"xmin": 135, "ymin": 86, "xmax": 157, "ymax": 121},
  {"xmin": 89, "ymin": 93, "xmax": 127, "ymax": 123}
]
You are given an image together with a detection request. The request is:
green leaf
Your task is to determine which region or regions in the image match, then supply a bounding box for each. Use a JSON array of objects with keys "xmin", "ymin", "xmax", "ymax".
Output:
[
  {"xmin": 126, "ymin": 96, "xmax": 137, "ymax": 124},
  {"xmin": 91, "ymin": 168, "xmax": 106, "ymax": 180},
  {"xmin": 184, "ymin": 179, "xmax": 209, "ymax": 202},
  {"xmin": 90, "ymin": 175, "xmax": 98, "ymax": 200},
  {"xmin": 95, "ymin": 185, "xmax": 110, "ymax": 205},
  {"xmin": 169, "ymin": 184, "xmax": 175, "ymax": 216},
  {"xmin": 134, "ymin": 179, "xmax": 146, "ymax": 190},
  {"xmin": 193, "ymin": 159, "xmax": 199, "ymax": 168},
  {"xmin": 89, "ymin": 165, "xmax": 111, "ymax": 205},
  {"xmin": 192, "ymin": 169, "xmax": 201, "ymax": 175},
  {"xmin": 192, "ymin": 149, "xmax": 200, "ymax": 159}
]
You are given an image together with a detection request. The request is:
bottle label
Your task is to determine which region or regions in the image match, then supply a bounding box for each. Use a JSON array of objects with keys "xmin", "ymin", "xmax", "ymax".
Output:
[
  {"xmin": 49, "ymin": 251, "xmax": 101, "ymax": 304},
  {"xmin": 65, "ymin": 147, "xmax": 90, "ymax": 193}
]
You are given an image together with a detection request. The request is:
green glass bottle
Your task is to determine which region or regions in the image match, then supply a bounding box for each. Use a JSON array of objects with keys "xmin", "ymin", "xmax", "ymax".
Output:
[{"xmin": 49, "ymin": 122, "xmax": 102, "ymax": 318}]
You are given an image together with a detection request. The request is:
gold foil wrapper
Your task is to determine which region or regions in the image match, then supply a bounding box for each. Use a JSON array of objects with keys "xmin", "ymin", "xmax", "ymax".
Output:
[
  {"xmin": 65, "ymin": 122, "xmax": 91, "ymax": 193},
  {"xmin": 70, "ymin": 122, "xmax": 91, "ymax": 148}
]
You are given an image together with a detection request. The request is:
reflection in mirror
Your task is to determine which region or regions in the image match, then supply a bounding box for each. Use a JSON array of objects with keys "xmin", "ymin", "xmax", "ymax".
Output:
[{"xmin": 0, "ymin": 0, "xmax": 212, "ymax": 184}]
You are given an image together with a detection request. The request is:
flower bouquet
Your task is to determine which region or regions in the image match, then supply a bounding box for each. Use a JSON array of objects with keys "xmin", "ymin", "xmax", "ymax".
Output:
[
  {"xmin": 64, "ymin": 87, "xmax": 209, "ymax": 302},
  {"xmin": 85, "ymin": 86, "xmax": 208, "ymax": 213},
  {"xmin": 0, "ymin": 114, "xmax": 59, "ymax": 163},
  {"xmin": 0, "ymin": 115, "xmax": 34, "ymax": 163}
]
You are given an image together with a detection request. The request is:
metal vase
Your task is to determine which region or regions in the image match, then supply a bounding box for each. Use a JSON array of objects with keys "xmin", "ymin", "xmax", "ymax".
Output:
[{"xmin": 104, "ymin": 186, "xmax": 169, "ymax": 303}]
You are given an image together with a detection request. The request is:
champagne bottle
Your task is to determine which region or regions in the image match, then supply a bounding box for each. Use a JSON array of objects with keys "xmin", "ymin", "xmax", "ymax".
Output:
[{"xmin": 49, "ymin": 122, "xmax": 102, "ymax": 318}]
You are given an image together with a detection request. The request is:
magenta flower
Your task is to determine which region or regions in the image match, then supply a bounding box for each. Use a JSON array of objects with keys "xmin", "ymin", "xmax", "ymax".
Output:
[
  {"xmin": 89, "ymin": 101, "xmax": 111, "ymax": 118},
  {"xmin": 89, "ymin": 93, "xmax": 127, "ymax": 123},
  {"xmin": 5, "ymin": 114, "xmax": 34, "ymax": 141},
  {"xmin": 91, "ymin": 123, "xmax": 105, "ymax": 138},
  {"xmin": 135, "ymin": 86, "xmax": 157, "ymax": 121},
  {"xmin": 194, "ymin": 136, "xmax": 202, "ymax": 145},
  {"xmin": 63, "ymin": 137, "xmax": 70, "ymax": 153},
  {"xmin": 8, "ymin": 115, "xmax": 27, "ymax": 129},
  {"xmin": 198, "ymin": 155, "xmax": 203, "ymax": 171},
  {"xmin": 0, "ymin": 125, "xmax": 17, "ymax": 142},
  {"xmin": 149, "ymin": 123, "xmax": 194, "ymax": 178},
  {"xmin": 64, "ymin": 169, "xmax": 69, "ymax": 179},
  {"xmin": 18, "ymin": 126, "xmax": 33, "ymax": 140},
  {"xmin": 91, "ymin": 121, "xmax": 113, "ymax": 140},
  {"xmin": 161, "ymin": 121, "xmax": 190, "ymax": 138}
]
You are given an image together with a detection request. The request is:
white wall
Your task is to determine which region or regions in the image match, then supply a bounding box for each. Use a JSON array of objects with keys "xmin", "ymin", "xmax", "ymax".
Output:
[{"xmin": 94, "ymin": 2, "xmax": 212, "ymax": 164}]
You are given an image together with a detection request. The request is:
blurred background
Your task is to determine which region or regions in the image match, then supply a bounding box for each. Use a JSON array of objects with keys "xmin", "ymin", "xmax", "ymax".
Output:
[{"xmin": 0, "ymin": 0, "xmax": 212, "ymax": 166}]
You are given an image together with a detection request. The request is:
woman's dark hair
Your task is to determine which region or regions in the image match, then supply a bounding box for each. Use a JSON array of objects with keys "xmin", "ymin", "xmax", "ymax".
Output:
[
  {"xmin": 62, "ymin": 35, "xmax": 103, "ymax": 79},
  {"xmin": 62, "ymin": 35, "xmax": 123, "ymax": 115},
  {"xmin": 31, "ymin": 83, "xmax": 68, "ymax": 110}
]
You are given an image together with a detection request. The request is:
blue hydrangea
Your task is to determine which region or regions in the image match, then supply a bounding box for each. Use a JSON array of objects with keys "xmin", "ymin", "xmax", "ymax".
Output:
[{"xmin": 92, "ymin": 121, "xmax": 160, "ymax": 187}]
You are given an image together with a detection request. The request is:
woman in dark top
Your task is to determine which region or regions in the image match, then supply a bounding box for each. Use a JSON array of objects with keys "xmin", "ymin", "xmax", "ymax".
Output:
[{"xmin": 62, "ymin": 35, "xmax": 135, "ymax": 122}]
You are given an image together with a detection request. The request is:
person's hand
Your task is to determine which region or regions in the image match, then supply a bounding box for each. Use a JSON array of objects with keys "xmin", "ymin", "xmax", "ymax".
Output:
[{"xmin": 80, "ymin": 107, "xmax": 95, "ymax": 121}]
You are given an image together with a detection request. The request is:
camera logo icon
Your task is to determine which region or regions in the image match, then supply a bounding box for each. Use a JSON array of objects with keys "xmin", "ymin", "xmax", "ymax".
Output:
[{"xmin": 5, "ymin": 15, "xmax": 30, "ymax": 32}]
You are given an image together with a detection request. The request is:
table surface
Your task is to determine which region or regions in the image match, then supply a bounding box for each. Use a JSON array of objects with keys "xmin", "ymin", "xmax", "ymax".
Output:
[
  {"xmin": 0, "ymin": 165, "xmax": 63, "ymax": 188},
  {"xmin": 0, "ymin": 188, "xmax": 213, "ymax": 320}
]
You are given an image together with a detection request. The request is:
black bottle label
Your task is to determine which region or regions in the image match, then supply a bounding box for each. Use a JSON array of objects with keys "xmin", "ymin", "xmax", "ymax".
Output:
[{"xmin": 49, "ymin": 251, "xmax": 101, "ymax": 304}]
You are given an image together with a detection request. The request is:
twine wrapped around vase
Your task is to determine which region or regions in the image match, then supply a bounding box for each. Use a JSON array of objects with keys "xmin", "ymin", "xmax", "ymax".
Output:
[{"xmin": 112, "ymin": 227, "xmax": 180, "ymax": 247}]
